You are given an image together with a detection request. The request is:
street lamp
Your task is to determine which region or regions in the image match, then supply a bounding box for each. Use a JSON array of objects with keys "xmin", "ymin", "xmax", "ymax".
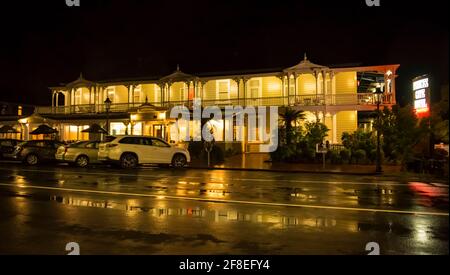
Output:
[
  {"xmin": 374, "ymin": 87, "xmax": 384, "ymax": 174},
  {"xmin": 104, "ymin": 97, "xmax": 112, "ymax": 135}
]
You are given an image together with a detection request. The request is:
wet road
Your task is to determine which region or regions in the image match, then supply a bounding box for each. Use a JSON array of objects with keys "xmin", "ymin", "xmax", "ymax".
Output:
[{"xmin": 0, "ymin": 163, "xmax": 448, "ymax": 255}]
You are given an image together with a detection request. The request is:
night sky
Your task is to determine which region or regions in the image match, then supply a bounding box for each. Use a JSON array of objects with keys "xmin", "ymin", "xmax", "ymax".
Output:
[{"xmin": 0, "ymin": 0, "xmax": 448, "ymax": 106}]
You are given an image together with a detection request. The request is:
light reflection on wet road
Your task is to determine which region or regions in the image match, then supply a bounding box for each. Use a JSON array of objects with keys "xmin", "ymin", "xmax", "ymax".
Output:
[{"xmin": 0, "ymin": 164, "xmax": 448, "ymax": 255}]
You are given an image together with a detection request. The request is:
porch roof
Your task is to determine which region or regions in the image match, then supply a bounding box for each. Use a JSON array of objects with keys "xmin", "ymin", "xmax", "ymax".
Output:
[
  {"xmin": 159, "ymin": 65, "xmax": 198, "ymax": 83},
  {"xmin": 284, "ymin": 53, "xmax": 329, "ymax": 73},
  {"xmin": 65, "ymin": 73, "xmax": 97, "ymax": 89}
]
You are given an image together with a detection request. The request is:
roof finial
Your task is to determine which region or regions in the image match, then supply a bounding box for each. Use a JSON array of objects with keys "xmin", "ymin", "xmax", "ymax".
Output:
[
  {"xmin": 145, "ymin": 96, "xmax": 148, "ymax": 104},
  {"xmin": 176, "ymin": 64, "xmax": 180, "ymax": 71},
  {"xmin": 304, "ymin": 53, "xmax": 308, "ymax": 61},
  {"xmin": 79, "ymin": 72, "xmax": 84, "ymax": 79}
]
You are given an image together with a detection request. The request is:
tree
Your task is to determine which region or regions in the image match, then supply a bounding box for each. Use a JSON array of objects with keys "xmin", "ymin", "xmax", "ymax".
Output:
[
  {"xmin": 304, "ymin": 121, "xmax": 329, "ymax": 146},
  {"xmin": 430, "ymin": 85, "xmax": 449, "ymax": 144},
  {"xmin": 375, "ymin": 105, "xmax": 428, "ymax": 170},
  {"xmin": 279, "ymin": 108, "xmax": 305, "ymax": 145},
  {"xmin": 341, "ymin": 130, "xmax": 376, "ymax": 163}
]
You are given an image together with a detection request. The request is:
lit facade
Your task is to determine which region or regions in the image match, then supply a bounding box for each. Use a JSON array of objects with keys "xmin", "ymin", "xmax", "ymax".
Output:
[{"xmin": 6, "ymin": 56, "xmax": 399, "ymax": 152}]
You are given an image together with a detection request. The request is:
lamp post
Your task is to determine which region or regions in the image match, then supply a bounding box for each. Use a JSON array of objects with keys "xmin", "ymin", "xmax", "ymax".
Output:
[
  {"xmin": 104, "ymin": 97, "xmax": 112, "ymax": 135},
  {"xmin": 374, "ymin": 87, "xmax": 383, "ymax": 174}
]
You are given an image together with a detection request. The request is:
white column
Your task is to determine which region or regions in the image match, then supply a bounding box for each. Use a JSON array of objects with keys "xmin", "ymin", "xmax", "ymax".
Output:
[
  {"xmin": 129, "ymin": 85, "xmax": 135, "ymax": 105},
  {"xmin": 286, "ymin": 74, "xmax": 291, "ymax": 105},
  {"xmin": 330, "ymin": 72, "xmax": 336, "ymax": 105},
  {"xmin": 201, "ymin": 81, "xmax": 207, "ymax": 101},
  {"xmin": 186, "ymin": 82, "xmax": 190, "ymax": 102},
  {"xmin": 64, "ymin": 91, "xmax": 69, "ymax": 106},
  {"xmin": 294, "ymin": 73, "xmax": 298, "ymax": 98},
  {"xmin": 391, "ymin": 74, "xmax": 396, "ymax": 104},
  {"xmin": 70, "ymin": 88, "xmax": 74, "ymax": 113},
  {"xmin": 314, "ymin": 71, "xmax": 319, "ymax": 96},
  {"xmin": 332, "ymin": 113, "xmax": 337, "ymax": 144}
]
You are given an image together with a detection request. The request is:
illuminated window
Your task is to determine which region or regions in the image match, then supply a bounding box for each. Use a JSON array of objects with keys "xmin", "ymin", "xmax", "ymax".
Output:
[
  {"xmin": 106, "ymin": 87, "xmax": 115, "ymax": 103},
  {"xmin": 154, "ymin": 85, "xmax": 161, "ymax": 103},
  {"xmin": 132, "ymin": 122, "xmax": 142, "ymax": 135},
  {"xmin": 217, "ymin": 80, "xmax": 230, "ymax": 100},
  {"xmin": 248, "ymin": 78, "xmax": 262, "ymax": 99},
  {"xmin": 180, "ymin": 83, "xmax": 187, "ymax": 101},
  {"xmin": 74, "ymin": 89, "xmax": 82, "ymax": 105},
  {"xmin": 133, "ymin": 85, "xmax": 142, "ymax": 103},
  {"xmin": 110, "ymin": 122, "xmax": 128, "ymax": 136},
  {"xmin": 285, "ymin": 77, "xmax": 295, "ymax": 96}
]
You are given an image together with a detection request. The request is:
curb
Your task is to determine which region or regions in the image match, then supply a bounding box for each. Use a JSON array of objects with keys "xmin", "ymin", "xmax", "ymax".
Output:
[{"xmin": 187, "ymin": 166, "xmax": 380, "ymax": 176}]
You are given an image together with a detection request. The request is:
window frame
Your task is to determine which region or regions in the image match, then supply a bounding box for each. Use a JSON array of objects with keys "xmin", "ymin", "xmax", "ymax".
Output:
[
  {"xmin": 74, "ymin": 88, "xmax": 82, "ymax": 105},
  {"xmin": 133, "ymin": 85, "xmax": 142, "ymax": 104},
  {"xmin": 248, "ymin": 77, "xmax": 262, "ymax": 99},
  {"xmin": 106, "ymin": 87, "xmax": 116, "ymax": 103},
  {"xmin": 216, "ymin": 79, "xmax": 231, "ymax": 100}
]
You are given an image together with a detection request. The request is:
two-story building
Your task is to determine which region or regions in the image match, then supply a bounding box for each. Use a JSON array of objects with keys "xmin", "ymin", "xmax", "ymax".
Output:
[{"xmin": 14, "ymin": 55, "xmax": 399, "ymax": 152}]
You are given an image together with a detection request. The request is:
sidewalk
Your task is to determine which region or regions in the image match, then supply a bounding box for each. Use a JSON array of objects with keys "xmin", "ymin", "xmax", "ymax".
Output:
[{"xmin": 189, "ymin": 153, "xmax": 402, "ymax": 175}]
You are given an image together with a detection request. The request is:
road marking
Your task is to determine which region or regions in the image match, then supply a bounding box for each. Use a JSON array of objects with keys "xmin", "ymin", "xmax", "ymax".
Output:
[
  {"xmin": 212, "ymin": 177, "xmax": 420, "ymax": 187},
  {"xmin": 0, "ymin": 167, "xmax": 201, "ymax": 180},
  {"xmin": 0, "ymin": 183, "xmax": 448, "ymax": 216},
  {"xmin": 0, "ymin": 167, "xmax": 439, "ymax": 187}
]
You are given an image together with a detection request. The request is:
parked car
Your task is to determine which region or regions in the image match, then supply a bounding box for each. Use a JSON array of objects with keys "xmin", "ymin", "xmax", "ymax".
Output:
[
  {"xmin": 12, "ymin": 140, "xmax": 64, "ymax": 165},
  {"xmin": 98, "ymin": 135, "xmax": 190, "ymax": 169},
  {"xmin": 0, "ymin": 139, "xmax": 22, "ymax": 159},
  {"xmin": 56, "ymin": 141, "xmax": 101, "ymax": 167}
]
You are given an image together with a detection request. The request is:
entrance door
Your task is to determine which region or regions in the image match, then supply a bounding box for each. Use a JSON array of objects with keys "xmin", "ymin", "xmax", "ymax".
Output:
[{"xmin": 153, "ymin": 125, "xmax": 165, "ymax": 140}]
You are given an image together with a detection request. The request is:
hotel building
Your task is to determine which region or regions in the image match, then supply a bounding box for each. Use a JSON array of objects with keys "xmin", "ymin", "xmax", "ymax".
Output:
[{"xmin": 2, "ymin": 55, "xmax": 399, "ymax": 153}]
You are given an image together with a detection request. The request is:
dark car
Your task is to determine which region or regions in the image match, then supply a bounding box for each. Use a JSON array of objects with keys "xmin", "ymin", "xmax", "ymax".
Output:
[
  {"xmin": 0, "ymin": 139, "xmax": 22, "ymax": 159},
  {"xmin": 12, "ymin": 140, "xmax": 65, "ymax": 165}
]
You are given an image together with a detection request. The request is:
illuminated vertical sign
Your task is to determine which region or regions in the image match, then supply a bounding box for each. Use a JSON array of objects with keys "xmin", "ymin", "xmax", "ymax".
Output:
[{"xmin": 412, "ymin": 75, "xmax": 430, "ymax": 118}]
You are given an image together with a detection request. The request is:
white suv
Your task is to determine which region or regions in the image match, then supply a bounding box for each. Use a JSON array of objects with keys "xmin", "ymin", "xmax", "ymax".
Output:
[{"xmin": 98, "ymin": 136, "xmax": 190, "ymax": 169}]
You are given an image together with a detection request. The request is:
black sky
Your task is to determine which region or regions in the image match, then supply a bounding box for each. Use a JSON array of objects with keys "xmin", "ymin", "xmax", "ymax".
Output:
[{"xmin": 0, "ymin": 0, "xmax": 448, "ymax": 106}]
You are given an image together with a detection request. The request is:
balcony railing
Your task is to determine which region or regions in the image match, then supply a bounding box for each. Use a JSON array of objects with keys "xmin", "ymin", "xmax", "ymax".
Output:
[{"xmin": 35, "ymin": 93, "xmax": 393, "ymax": 115}]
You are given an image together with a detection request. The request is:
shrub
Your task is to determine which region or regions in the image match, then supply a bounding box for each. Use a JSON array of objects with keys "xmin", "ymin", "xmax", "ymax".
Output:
[
  {"xmin": 339, "ymin": 149, "xmax": 351, "ymax": 163},
  {"xmin": 353, "ymin": 149, "xmax": 366, "ymax": 164},
  {"xmin": 188, "ymin": 141, "xmax": 203, "ymax": 159},
  {"xmin": 330, "ymin": 150, "xmax": 343, "ymax": 164}
]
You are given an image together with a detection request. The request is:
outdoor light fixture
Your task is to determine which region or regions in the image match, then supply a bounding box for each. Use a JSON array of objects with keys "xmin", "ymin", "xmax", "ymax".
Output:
[
  {"xmin": 104, "ymin": 97, "xmax": 112, "ymax": 111},
  {"xmin": 373, "ymin": 87, "xmax": 383, "ymax": 173}
]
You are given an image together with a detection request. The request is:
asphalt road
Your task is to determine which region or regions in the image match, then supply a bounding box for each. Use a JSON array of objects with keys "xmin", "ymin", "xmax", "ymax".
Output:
[{"xmin": 0, "ymin": 162, "xmax": 448, "ymax": 255}]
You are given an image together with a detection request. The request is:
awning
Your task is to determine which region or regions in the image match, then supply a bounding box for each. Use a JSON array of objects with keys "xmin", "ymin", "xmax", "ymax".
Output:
[
  {"xmin": 0, "ymin": 125, "xmax": 20, "ymax": 134},
  {"xmin": 30, "ymin": 124, "xmax": 58, "ymax": 135},
  {"xmin": 81, "ymin": 124, "xmax": 108, "ymax": 134}
]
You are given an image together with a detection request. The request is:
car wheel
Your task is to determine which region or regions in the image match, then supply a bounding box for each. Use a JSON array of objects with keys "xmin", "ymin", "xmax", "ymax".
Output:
[
  {"xmin": 75, "ymin": 155, "xmax": 89, "ymax": 168},
  {"xmin": 25, "ymin": 154, "xmax": 39, "ymax": 166},
  {"xmin": 120, "ymin": 153, "xmax": 138, "ymax": 169},
  {"xmin": 171, "ymin": 154, "xmax": 187, "ymax": 168}
]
